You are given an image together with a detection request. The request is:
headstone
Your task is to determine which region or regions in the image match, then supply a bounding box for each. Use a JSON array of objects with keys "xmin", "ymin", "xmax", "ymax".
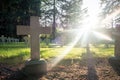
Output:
[
  {"xmin": 0, "ymin": 35, "xmax": 6, "ymax": 43},
  {"xmin": 7, "ymin": 37, "xmax": 11, "ymax": 43},
  {"xmin": 17, "ymin": 16, "xmax": 51, "ymax": 77},
  {"xmin": 23, "ymin": 36, "xmax": 29, "ymax": 45},
  {"xmin": 6, "ymin": 37, "xmax": 19, "ymax": 43},
  {"xmin": 14, "ymin": 39, "xmax": 19, "ymax": 43},
  {"xmin": 114, "ymin": 24, "xmax": 120, "ymax": 57},
  {"xmin": 109, "ymin": 21, "xmax": 120, "ymax": 75},
  {"xmin": 23, "ymin": 36, "xmax": 28, "ymax": 42},
  {"xmin": 17, "ymin": 39, "xmax": 19, "ymax": 42},
  {"xmin": 11, "ymin": 38, "xmax": 14, "ymax": 42},
  {"xmin": 17, "ymin": 16, "xmax": 51, "ymax": 60}
]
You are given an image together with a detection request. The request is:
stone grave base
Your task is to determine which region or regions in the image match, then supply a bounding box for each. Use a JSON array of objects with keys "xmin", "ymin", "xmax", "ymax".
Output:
[
  {"xmin": 22, "ymin": 59, "xmax": 47, "ymax": 79},
  {"xmin": 5, "ymin": 60, "xmax": 47, "ymax": 80},
  {"xmin": 109, "ymin": 57, "xmax": 120, "ymax": 75}
]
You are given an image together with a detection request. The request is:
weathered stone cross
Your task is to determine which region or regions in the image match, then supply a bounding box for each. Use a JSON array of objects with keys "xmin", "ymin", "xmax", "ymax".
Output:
[{"xmin": 17, "ymin": 16, "xmax": 51, "ymax": 60}]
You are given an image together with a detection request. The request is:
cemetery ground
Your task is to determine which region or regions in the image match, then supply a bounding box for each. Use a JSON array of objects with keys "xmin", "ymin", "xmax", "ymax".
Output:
[{"xmin": 0, "ymin": 43, "xmax": 120, "ymax": 80}]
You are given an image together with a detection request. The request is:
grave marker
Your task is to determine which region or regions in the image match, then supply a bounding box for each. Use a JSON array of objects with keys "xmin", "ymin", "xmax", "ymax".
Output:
[
  {"xmin": 23, "ymin": 36, "xmax": 29, "ymax": 43},
  {"xmin": 14, "ymin": 39, "xmax": 19, "ymax": 43},
  {"xmin": 109, "ymin": 19, "xmax": 120, "ymax": 75},
  {"xmin": 17, "ymin": 16, "xmax": 51, "ymax": 60},
  {"xmin": 7, "ymin": 37, "xmax": 11, "ymax": 42},
  {"xmin": 17, "ymin": 16, "xmax": 51, "ymax": 78},
  {"xmin": 11, "ymin": 38, "xmax": 14, "ymax": 42},
  {"xmin": 114, "ymin": 24, "xmax": 120, "ymax": 57},
  {"xmin": 0, "ymin": 35, "xmax": 6, "ymax": 43}
]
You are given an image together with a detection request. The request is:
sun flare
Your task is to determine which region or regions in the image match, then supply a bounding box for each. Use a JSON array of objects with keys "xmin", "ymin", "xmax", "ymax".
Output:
[
  {"xmin": 81, "ymin": 0, "xmax": 101, "ymax": 29},
  {"xmin": 49, "ymin": 0, "xmax": 113, "ymax": 70}
]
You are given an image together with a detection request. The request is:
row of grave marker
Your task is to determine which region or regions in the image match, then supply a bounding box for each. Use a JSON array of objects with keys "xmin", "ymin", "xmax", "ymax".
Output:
[
  {"xmin": 0, "ymin": 35, "xmax": 63, "ymax": 44},
  {"xmin": 0, "ymin": 35, "xmax": 19, "ymax": 43}
]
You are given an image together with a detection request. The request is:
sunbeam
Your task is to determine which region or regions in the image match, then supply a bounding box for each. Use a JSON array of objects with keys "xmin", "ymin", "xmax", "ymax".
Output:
[
  {"xmin": 48, "ymin": 0, "xmax": 113, "ymax": 70},
  {"xmin": 93, "ymin": 31, "xmax": 112, "ymax": 41},
  {"xmin": 49, "ymin": 29, "xmax": 85, "ymax": 69}
]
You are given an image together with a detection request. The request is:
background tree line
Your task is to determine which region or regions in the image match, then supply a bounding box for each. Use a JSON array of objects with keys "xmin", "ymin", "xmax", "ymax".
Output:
[
  {"xmin": 0, "ymin": 0, "xmax": 41, "ymax": 37},
  {"xmin": 0, "ymin": 0, "xmax": 119, "ymax": 38},
  {"xmin": 0, "ymin": 0, "xmax": 83, "ymax": 39}
]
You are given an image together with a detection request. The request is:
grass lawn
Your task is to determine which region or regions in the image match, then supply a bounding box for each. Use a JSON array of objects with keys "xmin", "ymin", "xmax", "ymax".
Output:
[{"xmin": 0, "ymin": 43, "xmax": 114, "ymax": 64}]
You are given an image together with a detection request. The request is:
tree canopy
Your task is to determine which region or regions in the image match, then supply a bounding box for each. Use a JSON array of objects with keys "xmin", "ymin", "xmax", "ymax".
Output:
[
  {"xmin": 0, "ymin": 0, "xmax": 119, "ymax": 37},
  {"xmin": 0, "ymin": 0, "xmax": 41, "ymax": 37}
]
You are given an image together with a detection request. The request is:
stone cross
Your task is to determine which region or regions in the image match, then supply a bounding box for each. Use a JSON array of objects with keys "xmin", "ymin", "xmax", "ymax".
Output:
[
  {"xmin": 0, "ymin": 35, "xmax": 6, "ymax": 43},
  {"xmin": 7, "ymin": 37, "xmax": 11, "ymax": 42},
  {"xmin": 17, "ymin": 16, "xmax": 51, "ymax": 60},
  {"xmin": 11, "ymin": 38, "xmax": 14, "ymax": 42},
  {"xmin": 23, "ymin": 36, "xmax": 29, "ymax": 44},
  {"xmin": 14, "ymin": 39, "xmax": 19, "ymax": 43}
]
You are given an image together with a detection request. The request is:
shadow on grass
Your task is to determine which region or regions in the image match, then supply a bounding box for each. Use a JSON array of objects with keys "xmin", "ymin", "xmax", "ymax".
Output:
[
  {"xmin": 0, "ymin": 53, "xmax": 29, "ymax": 65},
  {"xmin": 85, "ymin": 52, "xmax": 99, "ymax": 80},
  {"xmin": 55, "ymin": 52, "xmax": 99, "ymax": 80}
]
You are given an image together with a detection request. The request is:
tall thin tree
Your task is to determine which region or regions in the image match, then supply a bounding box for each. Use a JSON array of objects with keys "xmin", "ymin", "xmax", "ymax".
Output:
[{"xmin": 52, "ymin": 0, "xmax": 56, "ymax": 39}]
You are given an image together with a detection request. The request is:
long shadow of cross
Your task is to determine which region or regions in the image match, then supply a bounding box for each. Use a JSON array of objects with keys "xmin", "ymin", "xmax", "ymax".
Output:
[{"xmin": 87, "ymin": 51, "xmax": 99, "ymax": 80}]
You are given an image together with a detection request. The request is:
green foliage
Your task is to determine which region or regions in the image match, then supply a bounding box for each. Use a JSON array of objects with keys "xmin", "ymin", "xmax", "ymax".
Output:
[
  {"xmin": 101, "ymin": 0, "xmax": 120, "ymax": 16},
  {"xmin": 92, "ymin": 47, "xmax": 114, "ymax": 58},
  {"xmin": 58, "ymin": 0, "xmax": 83, "ymax": 28},
  {"xmin": 0, "ymin": 43, "xmax": 30, "ymax": 64},
  {"xmin": 0, "ymin": 0, "xmax": 84, "ymax": 39},
  {"xmin": 0, "ymin": 0, "xmax": 42, "ymax": 37}
]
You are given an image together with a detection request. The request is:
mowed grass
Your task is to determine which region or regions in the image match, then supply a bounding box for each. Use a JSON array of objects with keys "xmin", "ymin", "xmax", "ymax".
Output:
[
  {"xmin": 0, "ymin": 43, "xmax": 114, "ymax": 64},
  {"xmin": 0, "ymin": 43, "xmax": 30, "ymax": 64}
]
